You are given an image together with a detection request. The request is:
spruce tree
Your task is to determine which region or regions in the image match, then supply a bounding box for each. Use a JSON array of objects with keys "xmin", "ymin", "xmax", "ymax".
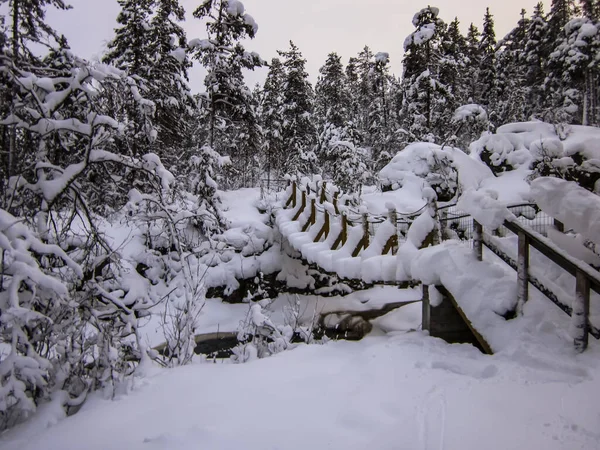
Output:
[
  {"xmin": 465, "ymin": 23, "xmax": 481, "ymax": 102},
  {"xmin": 278, "ymin": 41, "xmax": 317, "ymax": 176},
  {"xmin": 478, "ymin": 8, "xmax": 499, "ymax": 125},
  {"xmin": 401, "ymin": 6, "xmax": 450, "ymax": 142},
  {"xmin": 147, "ymin": 0, "xmax": 195, "ymax": 157},
  {"xmin": 261, "ymin": 58, "xmax": 286, "ymax": 181},
  {"xmin": 103, "ymin": 0, "xmax": 156, "ymax": 157},
  {"xmin": 523, "ymin": 3, "xmax": 548, "ymax": 118}
]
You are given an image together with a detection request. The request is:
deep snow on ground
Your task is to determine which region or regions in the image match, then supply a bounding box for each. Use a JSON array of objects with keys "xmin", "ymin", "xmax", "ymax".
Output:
[{"xmin": 2, "ymin": 310, "xmax": 599, "ymax": 450}]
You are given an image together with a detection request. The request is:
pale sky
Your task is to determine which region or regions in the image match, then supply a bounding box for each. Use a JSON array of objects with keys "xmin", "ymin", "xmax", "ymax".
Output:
[{"xmin": 45, "ymin": 0, "xmax": 542, "ymax": 92}]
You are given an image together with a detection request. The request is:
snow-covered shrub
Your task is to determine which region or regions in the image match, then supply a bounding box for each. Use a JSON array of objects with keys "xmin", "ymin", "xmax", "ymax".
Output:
[
  {"xmin": 0, "ymin": 209, "xmax": 83, "ymax": 430},
  {"xmin": 469, "ymin": 133, "xmax": 530, "ymax": 175},
  {"xmin": 156, "ymin": 273, "xmax": 205, "ymax": 368},
  {"xmin": 231, "ymin": 295, "xmax": 319, "ymax": 363},
  {"xmin": 231, "ymin": 302, "xmax": 292, "ymax": 362},
  {"xmin": 379, "ymin": 142, "xmax": 458, "ymax": 202}
]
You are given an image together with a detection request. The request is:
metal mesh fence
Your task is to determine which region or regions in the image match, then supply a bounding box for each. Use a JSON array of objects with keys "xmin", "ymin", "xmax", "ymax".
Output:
[{"xmin": 438, "ymin": 203, "xmax": 554, "ymax": 243}]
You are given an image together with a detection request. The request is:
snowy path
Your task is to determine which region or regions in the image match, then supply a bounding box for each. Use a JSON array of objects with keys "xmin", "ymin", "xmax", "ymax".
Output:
[{"xmin": 3, "ymin": 310, "xmax": 599, "ymax": 450}]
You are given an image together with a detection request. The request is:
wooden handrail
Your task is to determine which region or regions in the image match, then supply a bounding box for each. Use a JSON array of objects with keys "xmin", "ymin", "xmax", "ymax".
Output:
[{"xmin": 504, "ymin": 219, "xmax": 600, "ymax": 295}]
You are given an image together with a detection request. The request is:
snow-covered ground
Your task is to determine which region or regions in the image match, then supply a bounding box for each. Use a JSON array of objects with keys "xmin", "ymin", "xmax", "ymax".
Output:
[{"xmin": 3, "ymin": 301, "xmax": 599, "ymax": 450}]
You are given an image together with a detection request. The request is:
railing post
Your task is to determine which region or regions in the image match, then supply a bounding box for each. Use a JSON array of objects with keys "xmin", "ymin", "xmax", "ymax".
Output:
[
  {"xmin": 383, "ymin": 205, "xmax": 398, "ymax": 255},
  {"xmin": 331, "ymin": 212, "xmax": 348, "ymax": 250},
  {"xmin": 554, "ymin": 218, "xmax": 565, "ymax": 233},
  {"xmin": 439, "ymin": 208, "xmax": 448, "ymax": 240},
  {"xmin": 285, "ymin": 181, "xmax": 297, "ymax": 208},
  {"xmin": 422, "ymin": 285, "xmax": 430, "ymax": 331},
  {"xmin": 353, "ymin": 212, "xmax": 369, "ymax": 257},
  {"xmin": 320, "ymin": 182, "xmax": 327, "ymax": 204},
  {"xmin": 517, "ymin": 230, "xmax": 529, "ymax": 315},
  {"xmin": 302, "ymin": 196, "xmax": 317, "ymax": 232},
  {"xmin": 333, "ymin": 192, "xmax": 340, "ymax": 215},
  {"xmin": 292, "ymin": 187, "xmax": 307, "ymax": 221},
  {"xmin": 573, "ymin": 270, "xmax": 590, "ymax": 352},
  {"xmin": 314, "ymin": 207, "xmax": 330, "ymax": 242},
  {"xmin": 362, "ymin": 212, "xmax": 369, "ymax": 249},
  {"xmin": 473, "ymin": 219, "xmax": 483, "ymax": 261},
  {"xmin": 430, "ymin": 198, "xmax": 441, "ymax": 246}
]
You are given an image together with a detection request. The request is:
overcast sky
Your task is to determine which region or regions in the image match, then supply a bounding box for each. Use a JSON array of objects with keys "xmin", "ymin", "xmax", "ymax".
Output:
[{"xmin": 45, "ymin": 0, "xmax": 542, "ymax": 92}]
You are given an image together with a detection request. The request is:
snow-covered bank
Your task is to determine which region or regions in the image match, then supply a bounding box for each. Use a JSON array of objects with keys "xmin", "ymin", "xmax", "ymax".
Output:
[{"xmin": 3, "ymin": 315, "xmax": 599, "ymax": 450}]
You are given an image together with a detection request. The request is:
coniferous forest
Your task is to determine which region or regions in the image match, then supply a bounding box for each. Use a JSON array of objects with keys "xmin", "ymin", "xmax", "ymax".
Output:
[{"xmin": 1, "ymin": 0, "xmax": 600, "ymax": 437}]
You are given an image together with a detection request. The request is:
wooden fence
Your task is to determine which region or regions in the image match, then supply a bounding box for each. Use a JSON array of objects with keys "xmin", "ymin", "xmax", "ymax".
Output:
[{"xmin": 284, "ymin": 177, "xmax": 430, "ymax": 258}]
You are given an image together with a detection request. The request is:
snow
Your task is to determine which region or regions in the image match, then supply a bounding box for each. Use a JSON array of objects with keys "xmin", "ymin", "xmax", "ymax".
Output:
[
  {"xmin": 226, "ymin": 0, "xmax": 245, "ymax": 16},
  {"xmin": 457, "ymin": 188, "xmax": 516, "ymax": 230},
  {"xmin": 3, "ymin": 324, "xmax": 599, "ymax": 450},
  {"xmin": 404, "ymin": 23, "xmax": 436, "ymax": 49},
  {"xmin": 531, "ymin": 177, "xmax": 600, "ymax": 244},
  {"xmin": 374, "ymin": 52, "xmax": 389, "ymax": 63},
  {"xmin": 169, "ymin": 48, "xmax": 186, "ymax": 63},
  {"xmin": 452, "ymin": 104, "xmax": 487, "ymax": 123}
]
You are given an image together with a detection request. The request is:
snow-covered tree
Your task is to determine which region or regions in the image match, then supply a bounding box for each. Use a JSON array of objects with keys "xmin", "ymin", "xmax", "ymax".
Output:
[
  {"xmin": 190, "ymin": 0, "xmax": 262, "ymax": 223},
  {"xmin": 260, "ymin": 58, "xmax": 285, "ymax": 181},
  {"xmin": 278, "ymin": 41, "xmax": 317, "ymax": 176},
  {"xmin": 147, "ymin": 0, "xmax": 195, "ymax": 157},
  {"xmin": 478, "ymin": 8, "xmax": 499, "ymax": 125},
  {"xmin": 401, "ymin": 6, "xmax": 451, "ymax": 142},
  {"xmin": 523, "ymin": 3, "xmax": 548, "ymax": 118},
  {"xmin": 103, "ymin": 0, "xmax": 156, "ymax": 157}
]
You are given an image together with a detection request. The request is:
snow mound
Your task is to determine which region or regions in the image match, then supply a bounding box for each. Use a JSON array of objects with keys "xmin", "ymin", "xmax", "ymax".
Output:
[{"xmin": 531, "ymin": 177, "xmax": 600, "ymax": 244}]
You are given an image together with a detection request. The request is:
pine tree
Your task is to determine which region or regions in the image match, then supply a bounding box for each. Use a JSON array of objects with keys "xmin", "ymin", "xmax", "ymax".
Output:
[
  {"xmin": 190, "ymin": 0, "xmax": 262, "ymax": 223},
  {"xmin": 192, "ymin": 0, "xmax": 261, "ymax": 148},
  {"xmin": 261, "ymin": 58, "xmax": 286, "ymax": 181},
  {"xmin": 581, "ymin": 0, "xmax": 599, "ymax": 20},
  {"xmin": 1, "ymin": 0, "xmax": 71, "ymax": 181},
  {"xmin": 369, "ymin": 52, "xmax": 394, "ymax": 169},
  {"xmin": 314, "ymin": 52, "xmax": 368, "ymax": 187},
  {"xmin": 103, "ymin": 0, "xmax": 156, "ymax": 157},
  {"xmin": 401, "ymin": 6, "xmax": 450, "ymax": 142},
  {"xmin": 494, "ymin": 9, "xmax": 530, "ymax": 124},
  {"xmin": 278, "ymin": 41, "xmax": 317, "ymax": 176},
  {"xmin": 478, "ymin": 8, "xmax": 499, "ymax": 125},
  {"xmin": 147, "ymin": 0, "xmax": 195, "ymax": 158},
  {"xmin": 465, "ymin": 23, "xmax": 481, "ymax": 102},
  {"xmin": 315, "ymin": 52, "xmax": 349, "ymax": 129},
  {"xmin": 440, "ymin": 18, "xmax": 469, "ymax": 115},
  {"xmin": 523, "ymin": 3, "xmax": 548, "ymax": 118},
  {"xmin": 542, "ymin": 0, "xmax": 589, "ymax": 124},
  {"xmin": 4, "ymin": 0, "xmax": 71, "ymax": 65}
]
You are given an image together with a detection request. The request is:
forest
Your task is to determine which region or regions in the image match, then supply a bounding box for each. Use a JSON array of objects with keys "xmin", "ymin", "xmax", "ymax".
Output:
[{"xmin": 1, "ymin": 0, "xmax": 600, "ymax": 439}]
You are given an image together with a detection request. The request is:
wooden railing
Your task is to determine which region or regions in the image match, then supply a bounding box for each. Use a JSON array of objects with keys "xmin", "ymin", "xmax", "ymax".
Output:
[
  {"xmin": 467, "ymin": 215, "xmax": 600, "ymax": 353},
  {"xmin": 284, "ymin": 177, "xmax": 430, "ymax": 257}
]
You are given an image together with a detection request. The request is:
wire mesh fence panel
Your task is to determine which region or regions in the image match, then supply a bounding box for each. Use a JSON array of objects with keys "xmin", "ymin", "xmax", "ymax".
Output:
[{"xmin": 439, "ymin": 203, "xmax": 553, "ymax": 245}]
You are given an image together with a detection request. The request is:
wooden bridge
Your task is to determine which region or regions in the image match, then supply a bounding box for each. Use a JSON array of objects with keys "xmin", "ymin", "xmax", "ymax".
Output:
[{"xmin": 278, "ymin": 176, "xmax": 600, "ymax": 353}]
